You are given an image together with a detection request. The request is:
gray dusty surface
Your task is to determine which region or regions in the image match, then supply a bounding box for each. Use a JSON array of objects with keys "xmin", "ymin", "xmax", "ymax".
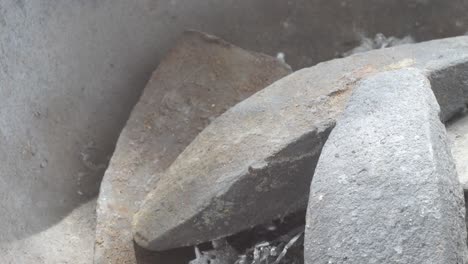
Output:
[
  {"xmin": 1, "ymin": 0, "xmax": 468, "ymax": 263},
  {"xmin": 0, "ymin": 199, "xmax": 97, "ymax": 264},
  {"xmin": 96, "ymin": 30, "xmax": 291, "ymax": 264},
  {"xmin": 132, "ymin": 37, "xmax": 468, "ymax": 252},
  {"xmin": 305, "ymin": 68, "xmax": 467, "ymax": 263}
]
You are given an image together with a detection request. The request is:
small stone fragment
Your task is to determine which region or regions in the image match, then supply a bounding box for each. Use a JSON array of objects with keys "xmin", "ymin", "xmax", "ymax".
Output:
[
  {"xmin": 305, "ymin": 68, "xmax": 467, "ymax": 263},
  {"xmin": 447, "ymin": 112, "xmax": 468, "ymax": 189}
]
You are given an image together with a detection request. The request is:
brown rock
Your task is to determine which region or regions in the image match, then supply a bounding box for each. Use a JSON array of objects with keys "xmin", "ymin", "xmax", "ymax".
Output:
[{"xmin": 94, "ymin": 30, "xmax": 291, "ymax": 263}]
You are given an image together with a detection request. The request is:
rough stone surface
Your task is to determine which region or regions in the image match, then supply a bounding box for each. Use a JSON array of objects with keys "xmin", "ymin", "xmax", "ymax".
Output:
[
  {"xmin": 448, "ymin": 113, "xmax": 468, "ymax": 190},
  {"xmin": 94, "ymin": 30, "xmax": 291, "ymax": 264},
  {"xmin": 133, "ymin": 36, "xmax": 468, "ymax": 252},
  {"xmin": 305, "ymin": 68, "xmax": 467, "ymax": 263}
]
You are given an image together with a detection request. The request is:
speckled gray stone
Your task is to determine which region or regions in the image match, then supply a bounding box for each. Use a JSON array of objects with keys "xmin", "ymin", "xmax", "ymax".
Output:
[
  {"xmin": 305, "ymin": 68, "xmax": 467, "ymax": 264},
  {"xmin": 448, "ymin": 114, "xmax": 468, "ymax": 190}
]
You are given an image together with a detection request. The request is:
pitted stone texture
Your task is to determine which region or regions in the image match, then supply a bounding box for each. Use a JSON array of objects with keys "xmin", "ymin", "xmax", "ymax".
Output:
[
  {"xmin": 305, "ymin": 68, "xmax": 467, "ymax": 264},
  {"xmin": 94, "ymin": 31, "xmax": 291, "ymax": 264},
  {"xmin": 133, "ymin": 37, "xmax": 468, "ymax": 251}
]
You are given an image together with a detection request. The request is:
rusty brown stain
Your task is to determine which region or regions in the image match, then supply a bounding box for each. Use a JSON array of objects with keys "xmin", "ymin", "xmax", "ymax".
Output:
[{"xmin": 327, "ymin": 65, "xmax": 378, "ymax": 109}]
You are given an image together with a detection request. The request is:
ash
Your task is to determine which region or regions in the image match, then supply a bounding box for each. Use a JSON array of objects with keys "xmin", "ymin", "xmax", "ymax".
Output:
[
  {"xmin": 343, "ymin": 33, "xmax": 414, "ymax": 57},
  {"xmin": 189, "ymin": 228, "xmax": 304, "ymax": 264}
]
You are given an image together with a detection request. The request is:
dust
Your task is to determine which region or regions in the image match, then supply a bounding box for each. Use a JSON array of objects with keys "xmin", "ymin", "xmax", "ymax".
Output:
[{"xmin": 343, "ymin": 33, "xmax": 415, "ymax": 57}]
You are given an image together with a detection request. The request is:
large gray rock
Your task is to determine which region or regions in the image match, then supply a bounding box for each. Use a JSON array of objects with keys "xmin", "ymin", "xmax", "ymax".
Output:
[
  {"xmin": 133, "ymin": 36, "xmax": 468, "ymax": 251},
  {"xmin": 94, "ymin": 30, "xmax": 291, "ymax": 264},
  {"xmin": 305, "ymin": 68, "xmax": 467, "ymax": 263}
]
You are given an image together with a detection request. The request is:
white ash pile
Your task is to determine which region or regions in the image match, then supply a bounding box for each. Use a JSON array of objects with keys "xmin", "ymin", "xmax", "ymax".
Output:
[
  {"xmin": 189, "ymin": 218, "xmax": 305, "ymax": 264},
  {"xmin": 343, "ymin": 33, "xmax": 414, "ymax": 57}
]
